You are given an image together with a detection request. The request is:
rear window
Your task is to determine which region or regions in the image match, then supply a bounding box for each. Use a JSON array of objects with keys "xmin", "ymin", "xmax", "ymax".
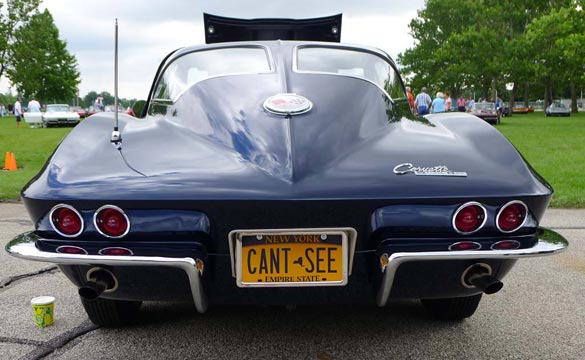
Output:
[
  {"xmin": 153, "ymin": 47, "xmax": 272, "ymax": 102},
  {"xmin": 296, "ymin": 46, "xmax": 404, "ymax": 99},
  {"xmin": 46, "ymin": 105, "xmax": 70, "ymax": 112}
]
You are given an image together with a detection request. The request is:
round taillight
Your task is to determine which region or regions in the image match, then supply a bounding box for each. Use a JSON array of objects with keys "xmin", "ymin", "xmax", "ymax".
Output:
[
  {"xmin": 50, "ymin": 205, "xmax": 84, "ymax": 237},
  {"xmin": 449, "ymin": 241, "xmax": 482, "ymax": 251},
  {"xmin": 453, "ymin": 202, "xmax": 487, "ymax": 234},
  {"xmin": 94, "ymin": 205, "xmax": 130, "ymax": 238},
  {"xmin": 99, "ymin": 247, "xmax": 133, "ymax": 256},
  {"xmin": 497, "ymin": 201, "xmax": 528, "ymax": 233},
  {"xmin": 491, "ymin": 240, "xmax": 521, "ymax": 250},
  {"xmin": 56, "ymin": 245, "xmax": 88, "ymax": 255}
]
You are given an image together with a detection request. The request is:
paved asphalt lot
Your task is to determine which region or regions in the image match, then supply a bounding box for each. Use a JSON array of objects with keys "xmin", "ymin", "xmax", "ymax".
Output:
[{"xmin": 1, "ymin": 202, "xmax": 583, "ymax": 359}]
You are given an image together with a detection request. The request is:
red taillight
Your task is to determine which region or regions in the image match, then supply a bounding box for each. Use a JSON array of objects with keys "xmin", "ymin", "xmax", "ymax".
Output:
[
  {"xmin": 56, "ymin": 245, "xmax": 88, "ymax": 254},
  {"xmin": 497, "ymin": 201, "xmax": 528, "ymax": 233},
  {"xmin": 50, "ymin": 205, "xmax": 83, "ymax": 237},
  {"xmin": 453, "ymin": 202, "xmax": 486, "ymax": 234},
  {"xmin": 99, "ymin": 247, "xmax": 133, "ymax": 256},
  {"xmin": 94, "ymin": 205, "xmax": 129, "ymax": 238},
  {"xmin": 491, "ymin": 240, "xmax": 521, "ymax": 250},
  {"xmin": 449, "ymin": 241, "xmax": 482, "ymax": 251}
]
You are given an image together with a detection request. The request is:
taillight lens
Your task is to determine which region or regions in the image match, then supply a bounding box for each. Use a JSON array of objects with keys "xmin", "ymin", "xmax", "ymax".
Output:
[
  {"xmin": 99, "ymin": 247, "xmax": 133, "ymax": 256},
  {"xmin": 56, "ymin": 245, "xmax": 88, "ymax": 254},
  {"xmin": 449, "ymin": 241, "xmax": 482, "ymax": 251},
  {"xmin": 491, "ymin": 240, "xmax": 521, "ymax": 250},
  {"xmin": 94, "ymin": 205, "xmax": 129, "ymax": 238},
  {"xmin": 453, "ymin": 202, "xmax": 486, "ymax": 234},
  {"xmin": 50, "ymin": 205, "xmax": 84, "ymax": 237},
  {"xmin": 497, "ymin": 201, "xmax": 528, "ymax": 233}
]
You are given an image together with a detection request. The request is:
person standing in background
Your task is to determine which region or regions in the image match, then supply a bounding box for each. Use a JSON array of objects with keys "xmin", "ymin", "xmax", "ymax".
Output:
[
  {"xmin": 406, "ymin": 86, "xmax": 415, "ymax": 114},
  {"xmin": 431, "ymin": 92, "xmax": 445, "ymax": 113},
  {"xmin": 444, "ymin": 92, "xmax": 452, "ymax": 112},
  {"xmin": 457, "ymin": 96, "xmax": 466, "ymax": 112},
  {"xmin": 414, "ymin": 87, "xmax": 432, "ymax": 115},
  {"xmin": 28, "ymin": 96, "xmax": 41, "ymax": 112},
  {"xmin": 14, "ymin": 97, "xmax": 23, "ymax": 128},
  {"xmin": 467, "ymin": 96, "xmax": 475, "ymax": 111}
]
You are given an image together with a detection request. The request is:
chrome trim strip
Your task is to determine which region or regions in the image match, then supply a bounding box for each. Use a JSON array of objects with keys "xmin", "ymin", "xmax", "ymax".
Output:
[
  {"xmin": 452, "ymin": 202, "xmax": 488, "ymax": 235},
  {"xmin": 93, "ymin": 205, "xmax": 131, "ymax": 239},
  {"xmin": 49, "ymin": 204, "xmax": 84, "ymax": 238},
  {"xmin": 496, "ymin": 200, "xmax": 529, "ymax": 233},
  {"xmin": 228, "ymin": 227, "xmax": 357, "ymax": 280},
  {"xmin": 376, "ymin": 227, "xmax": 568, "ymax": 307},
  {"xmin": 5, "ymin": 232, "xmax": 208, "ymax": 313}
]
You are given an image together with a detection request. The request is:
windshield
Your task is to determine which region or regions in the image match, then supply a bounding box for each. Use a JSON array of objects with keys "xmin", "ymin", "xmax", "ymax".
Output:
[
  {"xmin": 46, "ymin": 105, "xmax": 70, "ymax": 112},
  {"xmin": 296, "ymin": 46, "xmax": 404, "ymax": 99},
  {"xmin": 153, "ymin": 46, "xmax": 272, "ymax": 102},
  {"xmin": 474, "ymin": 103, "xmax": 495, "ymax": 110}
]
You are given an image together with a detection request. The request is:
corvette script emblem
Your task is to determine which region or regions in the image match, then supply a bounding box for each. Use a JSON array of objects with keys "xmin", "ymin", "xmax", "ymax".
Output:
[
  {"xmin": 393, "ymin": 163, "xmax": 467, "ymax": 177},
  {"xmin": 263, "ymin": 93, "xmax": 313, "ymax": 115}
]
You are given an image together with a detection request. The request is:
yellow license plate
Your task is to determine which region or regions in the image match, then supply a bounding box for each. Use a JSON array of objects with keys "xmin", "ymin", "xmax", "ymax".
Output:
[{"xmin": 235, "ymin": 230, "xmax": 349, "ymax": 287}]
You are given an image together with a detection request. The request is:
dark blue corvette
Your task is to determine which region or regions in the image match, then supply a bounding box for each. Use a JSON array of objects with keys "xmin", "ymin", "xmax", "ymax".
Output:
[{"xmin": 6, "ymin": 15, "xmax": 567, "ymax": 326}]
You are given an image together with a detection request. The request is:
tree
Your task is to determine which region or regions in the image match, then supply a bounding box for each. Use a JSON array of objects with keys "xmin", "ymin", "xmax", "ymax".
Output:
[
  {"xmin": 397, "ymin": 0, "xmax": 574, "ymax": 110},
  {"xmin": 0, "ymin": 0, "xmax": 41, "ymax": 79},
  {"xmin": 525, "ymin": 5, "xmax": 585, "ymax": 111},
  {"xmin": 7, "ymin": 9, "xmax": 80, "ymax": 103}
]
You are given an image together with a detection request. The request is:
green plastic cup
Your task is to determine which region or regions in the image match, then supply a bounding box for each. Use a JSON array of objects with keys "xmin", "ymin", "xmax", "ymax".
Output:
[{"xmin": 31, "ymin": 296, "xmax": 55, "ymax": 327}]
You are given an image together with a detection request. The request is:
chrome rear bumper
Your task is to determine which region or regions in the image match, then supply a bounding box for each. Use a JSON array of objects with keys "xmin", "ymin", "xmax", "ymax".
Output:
[
  {"xmin": 5, "ymin": 232, "xmax": 207, "ymax": 313},
  {"xmin": 6, "ymin": 228, "xmax": 568, "ymax": 311},
  {"xmin": 376, "ymin": 227, "xmax": 568, "ymax": 307}
]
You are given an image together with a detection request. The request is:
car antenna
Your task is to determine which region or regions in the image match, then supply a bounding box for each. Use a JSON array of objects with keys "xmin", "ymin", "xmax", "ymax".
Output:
[{"xmin": 111, "ymin": 18, "xmax": 122, "ymax": 149}]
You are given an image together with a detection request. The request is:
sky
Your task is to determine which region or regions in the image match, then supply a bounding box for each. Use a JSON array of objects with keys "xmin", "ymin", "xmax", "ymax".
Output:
[{"xmin": 1, "ymin": 0, "xmax": 426, "ymax": 100}]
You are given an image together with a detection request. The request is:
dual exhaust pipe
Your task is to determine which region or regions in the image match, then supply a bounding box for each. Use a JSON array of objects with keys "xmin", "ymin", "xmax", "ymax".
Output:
[
  {"xmin": 79, "ymin": 268, "xmax": 117, "ymax": 300},
  {"xmin": 80, "ymin": 264, "xmax": 502, "ymax": 301},
  {"xmin": 463, "ymin": 263, "xmax": 503, "ymax": 295}
]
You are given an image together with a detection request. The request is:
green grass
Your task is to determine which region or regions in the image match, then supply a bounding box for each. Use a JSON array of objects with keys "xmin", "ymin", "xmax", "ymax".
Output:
[
  {"xmin": 496, "ymin": 111, "xmax": 585, "ymax": 208},
  {"xmin": 0, "ymin": 116, "xmax": 71, "ymax": 200},
  {"xmin": 1, "ymin": 112, "xmax": 584, "ymax": 207}
]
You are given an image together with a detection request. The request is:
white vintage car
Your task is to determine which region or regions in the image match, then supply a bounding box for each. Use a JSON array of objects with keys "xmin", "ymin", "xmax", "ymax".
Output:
[{"xmin": 42, "ymin": 104, "xmax": 80, "ymax": 127}]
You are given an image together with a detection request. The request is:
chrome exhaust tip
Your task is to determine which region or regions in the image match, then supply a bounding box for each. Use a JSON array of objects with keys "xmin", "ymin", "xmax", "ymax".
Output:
[
  {"xmin": 78, "ymin": 268, "xmax": 118, "ymax": 300},
  {"xmin": 461, "ymin": 263, "xmax": 504, "ymax": 295}
]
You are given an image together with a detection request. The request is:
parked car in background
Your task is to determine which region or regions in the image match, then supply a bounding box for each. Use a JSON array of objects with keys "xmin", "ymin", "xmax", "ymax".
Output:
[
  {"xmin": 42, "ymin": 104, "xmax": 80, "ymax": 127},
  {"xmin": 545, "ymin": 102, "xmax": 571, "ymax": 117},
  {"xmin": 6, "ymin": 13, "xmax": 568, "ymax": 327},
  {"xmin": 470, "ymin": 102, "xmax": 500, "ymax": 125},
  {"xmin": 104, "ymin": 105, "xmax": 134, "ymax": 116},
  {"xmin": 512, "ymin": 104, "xmax": 532, "ymax": 114},
  {"xmin": 70, "ymin": 106, "xmax": 87, "ymax": 118}
]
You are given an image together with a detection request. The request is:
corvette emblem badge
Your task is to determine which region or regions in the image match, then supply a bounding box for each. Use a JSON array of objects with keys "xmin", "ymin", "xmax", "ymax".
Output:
[
  {"xmin": 393, "ymin": 163, "xmax": 467, "ymax": 177},
  {"xmin": 264, "ymin": 93, "xmax": 313, "ymax": 115}
]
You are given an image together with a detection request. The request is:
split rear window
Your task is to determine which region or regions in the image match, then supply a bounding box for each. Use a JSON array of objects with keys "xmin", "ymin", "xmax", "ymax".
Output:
[{"xmin": 153, "ymin": 47, "xmax": 272, "ymax": 101}]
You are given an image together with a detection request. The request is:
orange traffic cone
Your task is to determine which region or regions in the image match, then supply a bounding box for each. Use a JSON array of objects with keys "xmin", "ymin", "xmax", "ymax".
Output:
[
  {"xmin": 3, "ymin": 152, "xmax": 9, "ymax": 170},
  {"xmin": 7, "ymin": 152, "xmax": 17, "ymax": 171}
]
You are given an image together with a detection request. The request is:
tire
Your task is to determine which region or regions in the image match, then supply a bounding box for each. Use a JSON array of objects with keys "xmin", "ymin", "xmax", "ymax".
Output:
[
  {"xmin": 421, "ymin": 294, "xmax": 482, "ymax": 321},
  {"xmin": 80, "ymin": 296, "xmax": 142, "ymax": 327}
]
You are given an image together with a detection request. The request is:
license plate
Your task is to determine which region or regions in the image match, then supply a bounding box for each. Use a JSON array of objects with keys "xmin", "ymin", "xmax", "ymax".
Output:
[{"xmin": 235, "ymin": 230, "xmax": 349, "ymax": 287}]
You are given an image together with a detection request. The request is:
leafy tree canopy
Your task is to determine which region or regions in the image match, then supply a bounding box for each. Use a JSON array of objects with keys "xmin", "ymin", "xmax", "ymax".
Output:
[
  {"xmin": 6, "ymin": 9, "xmax": 80, "ymax": 103},
  {"xmin": 398, "ymin": 0, "xmax": 583, "ymax": 108},
  {"xmin": 0, "ymin": 0, "xmax": 41, "ymax": 79}
]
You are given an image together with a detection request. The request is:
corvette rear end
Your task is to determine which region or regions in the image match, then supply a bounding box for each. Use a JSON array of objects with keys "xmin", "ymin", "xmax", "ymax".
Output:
[{"xmin": 6, "ymin": 15, "xmax": 567, "ymax": 327}]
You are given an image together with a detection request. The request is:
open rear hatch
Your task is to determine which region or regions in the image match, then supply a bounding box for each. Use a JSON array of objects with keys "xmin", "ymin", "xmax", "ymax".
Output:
[{"xmin": 203, "ymin": 13, "xmax": 342, "ymax": 43}]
